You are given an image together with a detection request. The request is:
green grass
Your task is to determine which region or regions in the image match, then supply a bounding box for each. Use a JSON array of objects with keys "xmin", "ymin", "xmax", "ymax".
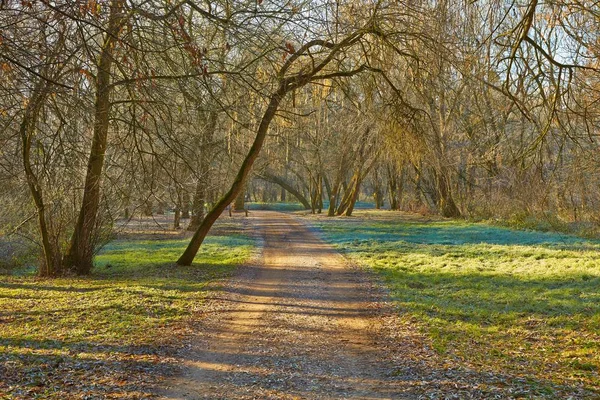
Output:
[
  {"xmin": 307, "ymin": 211, "xmax": 600, "ymax": 393},
  {"xmin": 0, "ymin": 230, "xmax": 254, "ymax": 398}
]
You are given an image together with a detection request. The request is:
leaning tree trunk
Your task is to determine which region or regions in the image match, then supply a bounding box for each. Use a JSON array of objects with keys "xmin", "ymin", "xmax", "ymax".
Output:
[
  {"xmin": 327, "ymin": 165, "xmax": 346, "ymax": 217},
  {"xmin": 64, "ymin": 0, "xmax": 123, "ymax": 274},
  {"xmin": 345, "ymin": 186, "xmax": 362, "ymax": 216},
  {"xmin": 336, "ymin": 172, "xmax": 360, "ymax": 215},
  {"xmin": 176, "ymin": 86, "xmax": 286, "ymax": 265},
  {"xmin": 337, "ymin": 154, "xmax": 378, "ymax": 216},
  {"xmin": 177, "ymin": 31, "xmax": 372, "ymax": 265}
]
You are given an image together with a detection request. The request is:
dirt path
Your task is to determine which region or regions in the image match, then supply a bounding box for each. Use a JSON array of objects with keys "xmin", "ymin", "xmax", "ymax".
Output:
[{"xmin": 158, "ymin": 211, "xmax": 528, "ymax": 399}]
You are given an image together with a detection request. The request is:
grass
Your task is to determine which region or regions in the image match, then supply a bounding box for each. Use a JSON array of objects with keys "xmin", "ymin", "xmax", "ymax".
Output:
[
  {"xmin": 306, "ymin": 210, "xmax": 600, "ymax": 394},
  {"xmin": 0, "ymin": 222, "xmax": 254, "ymax": 399}
]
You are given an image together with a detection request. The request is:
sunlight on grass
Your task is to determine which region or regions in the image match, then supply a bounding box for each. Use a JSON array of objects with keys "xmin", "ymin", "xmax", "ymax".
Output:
[
  {"xmin": 1, "ymin": 235, "xmax": 253, "ymax": 345},
  {"xmin": 0, "ymin": 231, "xmax": 254, "ymax": 398},
  {"xmin": 308, "ymin": 211, "xmax": 600, "ymax": 392}
]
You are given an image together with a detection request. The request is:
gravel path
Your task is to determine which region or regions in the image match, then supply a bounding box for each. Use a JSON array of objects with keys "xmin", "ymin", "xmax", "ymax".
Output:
[{"xmin": 158, "ymin": 211, "xmax": 592, "ymax": 399}]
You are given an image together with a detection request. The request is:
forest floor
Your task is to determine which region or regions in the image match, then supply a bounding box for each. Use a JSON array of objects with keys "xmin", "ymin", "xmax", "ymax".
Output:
[{"xmin": 160, "ymin": 211, "xmax": 598, "ymax": 399}]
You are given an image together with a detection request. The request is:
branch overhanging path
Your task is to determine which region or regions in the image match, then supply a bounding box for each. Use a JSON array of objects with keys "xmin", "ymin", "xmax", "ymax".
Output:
[{"xmin": 175, "ymin": 29, "xmax": 375, "ymax": 266}]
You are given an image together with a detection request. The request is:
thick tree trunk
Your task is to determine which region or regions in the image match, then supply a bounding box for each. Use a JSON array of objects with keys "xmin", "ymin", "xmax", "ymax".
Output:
[
  {"xmin": 177, "ymin": 86, "xmax": 286, "ymax": 266},
  {"xmin": 64, "ymin": 0, "xmax": 123, "ymax": 275}
]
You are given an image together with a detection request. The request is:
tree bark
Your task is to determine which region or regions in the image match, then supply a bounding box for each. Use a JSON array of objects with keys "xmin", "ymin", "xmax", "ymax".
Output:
[
  {"xmin": 64, "ymin": 0, "xmax": 124, "ymax": 274},
  {"xmin": 182, "ymin": 190, "xmax": 190, "ymax": 218},
  {"xmin": 387, "ymin": 164, "xmax": 401, "ymax": 211},
  {"xmin": 437, "ymin": 169, "xmax": 461, "ymax": 218},
  {"xmin": 233, "ymin": 189, "xmax": 246, "ymax": 211},
  {"xmin": 173, "ymin": 207, "xmax": 181, "ymax": 229}
]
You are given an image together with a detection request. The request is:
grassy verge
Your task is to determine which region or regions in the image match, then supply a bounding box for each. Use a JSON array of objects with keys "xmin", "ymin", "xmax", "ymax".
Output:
[
  {"xmin": 0, "ymin": 220, "xmax": 254, "ymax": 399},
  {"xmin": 306, "ymin": 210, "xmax": 600, "ymax": 395}
]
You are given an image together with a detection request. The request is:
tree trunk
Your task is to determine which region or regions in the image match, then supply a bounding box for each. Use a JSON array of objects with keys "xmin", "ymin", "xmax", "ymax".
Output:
[
  {"xmin": 345, "ymin": 181, "xmax": 362, "ymax": 216},
  {"xmin": 188, "ymin": 180, "xmax": 206, "ymax": 230},
  {"xmin": 327, "ymin": 185, "xmax": 341, "ymax": 216},
  {"xmin": 336, "ymin": 172, "xmax": 359, "ymax": 215},
  {"xmin": 373, "ymin": 169, "xmax": 383, "ymax": 209},
  {"xmin": 323, "ymin": 175, "xmax": 332, "ymax": 200},
  {"xmin": 327, "ymin": 167, "xmax": 345, "ymax": 217},
  {"xmin": 177, "ymin": 86, "xmax": 286, "ymax": 265},
  {"xmin": 182, "ymin": 190, "xmax": 190, "ymax": 218},
  {"xmin": 388, "ymin": 172, "xmax": 398, "ymax": 210},
  {"xmin": 437, "ymin": 169, "xmax": 461, "ymax": 218},
  {"xmin": 280, "ymin": 186, "xmax": 286, "ymax": 201},
  {"xmin": 317, "ymin": 174, "xmax": 323, "ymax": 213},
  {"xmin": 173, "ymin": 207, "xmax": 181, "ymax": 229},
  {"xmin": 233, "ymin": 189, "xmax": 246, "ymax": 211},
  {"xmin": 64, "ymin": 0, "xmax": 124, "ymax": 275},
  {"xmin": 20, "ymin": 80, "xmax": 61, "ymax": 277}
]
